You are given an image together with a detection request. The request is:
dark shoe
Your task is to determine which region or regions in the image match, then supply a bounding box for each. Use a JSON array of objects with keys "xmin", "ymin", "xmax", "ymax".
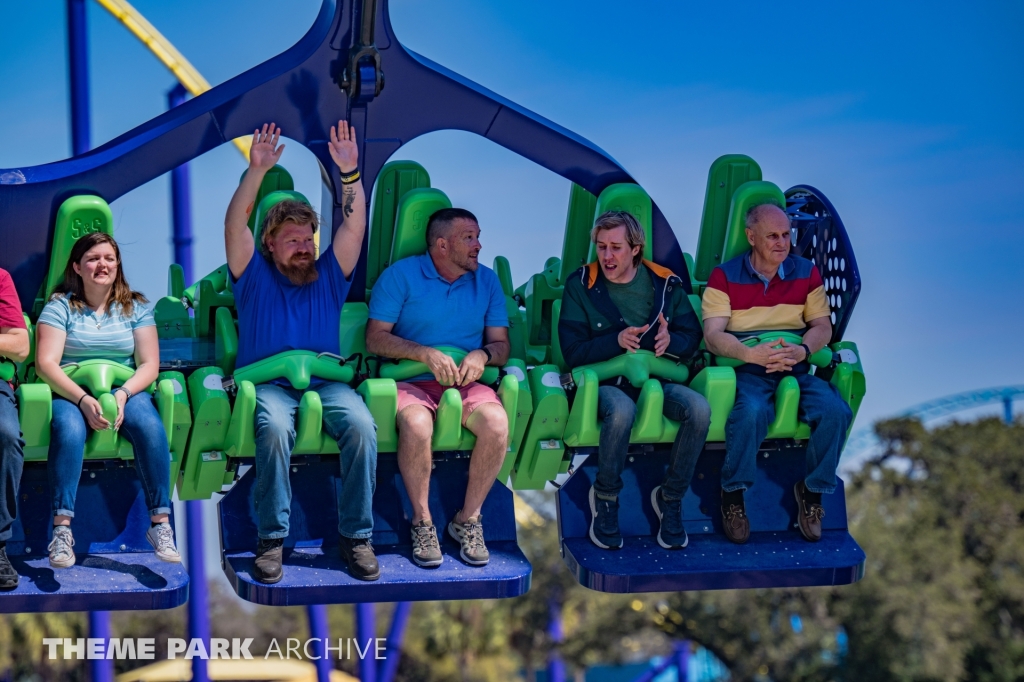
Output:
[
  {"xmin": 794, "ymin": 481, "xmax": 825, "ymax": 542},
  {"xmin": 589, "ymin": 486, "xmax": 622, "ymax": 550},
  {"xmin": 410, "ymin": 520, "xmax": 443, "ymax": 568},
  {"xmin": 253, "ymin": 538, "xmax": 284, "ymax": 584},
  {"xmin": 448, "ymin": 513, "xmax": 489, "ymax": 566},
  {"xmin": 340, "ymin": 536, "xmax": 381, "ymax": 581},
  {"xmin": 651, "ymin": 486, "xmax": 688, "ymax": 549},
  {"xmin": 721, "ymin": 489, "xmax": 750, "ymax": 544},
  {"xmin": 0, "ymin": 546, "xmax": 19, "ymax": 590}
]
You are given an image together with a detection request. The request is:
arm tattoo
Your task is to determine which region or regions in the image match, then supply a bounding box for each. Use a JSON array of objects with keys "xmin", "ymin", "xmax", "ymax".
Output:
[{"xmin": 342, "ymin": 186, "xmax": 356, "ymax": 218}]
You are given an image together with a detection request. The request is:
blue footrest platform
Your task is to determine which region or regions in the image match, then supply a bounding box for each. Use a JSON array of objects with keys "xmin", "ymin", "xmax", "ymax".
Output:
[{"xmin": 557, "ymin": 443, "xmax": 866, "ymax": 592}]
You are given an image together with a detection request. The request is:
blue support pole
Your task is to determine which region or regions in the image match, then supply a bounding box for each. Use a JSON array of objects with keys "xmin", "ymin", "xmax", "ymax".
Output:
[
  {"xmin": 547, "ymin": 600, "xmax": 565, "ymax": 682},
  {"xmin": 185, "ymin": 501, "xmax": 210, "ymax": 682},
  {"xmin": 1004, "ymin": 397, "xmax": 1013, "ymax": 425},
  {"xmin": 167, "ymin": 84, "xmax": 209, "ymax": 682},
  {"xmin": 88, "ymin": 611, "xmax": 113, "ymax": 682},
  {"xmin": 167, "ymin": 84, "xmax": 194, "ymax": 284},
  {"xmin": 377, "ymin": 602, "xmax": 412, "ymax": 682},
  {"xmin": 356, "ymin": 603, "xmax": 377, "ymax": 682},
  {"xmin": 673, "ymin": 641, "xmax": 689, "ymax": 682},
  {"xmin": 307, "ymin": 605, "xmax": 332, "ymax": 682},
  {"xmin": 66, "ymin": 0, "xmax": 90, "ymax": 156}
]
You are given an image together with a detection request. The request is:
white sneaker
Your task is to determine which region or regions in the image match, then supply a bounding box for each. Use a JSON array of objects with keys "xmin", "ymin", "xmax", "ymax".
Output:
[
  {"xmin": 146, "ymin": 523, "xmax": 181, "ymax": 563},
  {"xmin": 48, "ymin": 525, "xmax": 76, "ymax": 569}
]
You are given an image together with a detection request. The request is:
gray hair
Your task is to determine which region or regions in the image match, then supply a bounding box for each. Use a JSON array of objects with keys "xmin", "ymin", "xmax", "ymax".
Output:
[
  {"xmin": 744, "ymin": 202, "xmax": 788, "ymax": 231},
  {"xmin": 590, "ymin": 211, "xmax": 645, "ymax": 267}
]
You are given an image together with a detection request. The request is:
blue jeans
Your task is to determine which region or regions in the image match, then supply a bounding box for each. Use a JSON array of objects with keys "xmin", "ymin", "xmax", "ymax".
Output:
[
  {"xmin": 254, "ymin": 381, "xmax": 377, "ymax": 540},
  {"xmin": 49, "ymin": 394, "xmax": 172, "ymax": 518},
  {"xmin": 722, "ymin": 372, "xmax": 853, "ymax": 494},
  {"xmin": 594, "ymin": 383, "xmax": 711, "ymax": 501},
  {"xmin": 0, "ymin": 382, "xmax": 24, "ymax": 542}
]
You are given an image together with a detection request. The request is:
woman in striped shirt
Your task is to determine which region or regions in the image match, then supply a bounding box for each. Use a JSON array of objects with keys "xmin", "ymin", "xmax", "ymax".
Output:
[{"xmin": 35, "ymin": 232, "xmax": 179, "ymax": 569}]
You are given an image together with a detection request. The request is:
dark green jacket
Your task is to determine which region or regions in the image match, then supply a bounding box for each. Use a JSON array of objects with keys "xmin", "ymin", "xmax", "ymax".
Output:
[{"xmin": 558, "ymin": 260, "xmax": 703, "ymax": 369}]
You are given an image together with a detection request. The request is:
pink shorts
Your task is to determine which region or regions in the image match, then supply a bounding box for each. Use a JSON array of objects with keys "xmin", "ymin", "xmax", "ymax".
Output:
[{"xmin": 396, "ymin": 380, "xmax": 502, "ymax": 425}]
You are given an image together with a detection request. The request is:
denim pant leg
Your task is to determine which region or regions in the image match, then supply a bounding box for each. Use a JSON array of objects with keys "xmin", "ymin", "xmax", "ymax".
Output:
[
  {"xmin": 48, "ymin": 397, "xmax": 89, "ymax": 518},
  {"xmin": 722, "ymin": 373, "xmax": 777, "ymax": 492},
  {"xmin": 253, "ymin": 384, "xmax": 300, "ymax": 540},
  {"xmin": 660, "ymin": 383, "xmax": 711, "ymax": 501},
  {"xmin": 594, "ymin": 386, "xmax": 637, "ymax": 499},
  {"xmin": 118, "ymin": 393, "xmax": 172, "ymax": 517},
  {"xmin": 313, "ymin": 381, "xmax": 377, "ymax": 540},
  {"xmin": 796, "ymin": 373, "xmax": 853, "ymax": 494},
  {"xmin": 0, "ymin": 383, "xmax": 24, "ymax": 542}
]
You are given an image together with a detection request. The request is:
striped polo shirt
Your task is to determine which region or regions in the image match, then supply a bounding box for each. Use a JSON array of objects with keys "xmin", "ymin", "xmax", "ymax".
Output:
[
  {"xmin": 38, "ymin": 296, "xmax": 154, "ymax": 367},
  {"xmin": 702, "ymin": 253, "xmax": 829, "ymax": 373}
]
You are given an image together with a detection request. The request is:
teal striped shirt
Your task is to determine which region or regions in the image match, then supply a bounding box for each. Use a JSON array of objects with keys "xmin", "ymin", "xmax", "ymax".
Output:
[{"xmin": 37, "ymin": 296, "xmax": 154, "ymax": 367}]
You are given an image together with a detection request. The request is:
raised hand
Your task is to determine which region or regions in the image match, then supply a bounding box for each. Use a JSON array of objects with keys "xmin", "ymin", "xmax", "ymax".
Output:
[
  {"xmin": 618, "ymin": 324, "xmax": 650, "ymax": 353},
  {"xmin": 329, "ymin": 120, "xmax": 358, "ymax": 173},
  {"xmin": 249, "ymin": 123, "xmax": 285, "ymax": 171},
  {"xmin": 653, "ymin": 313, "xmax": 670, "ymax": 357}
]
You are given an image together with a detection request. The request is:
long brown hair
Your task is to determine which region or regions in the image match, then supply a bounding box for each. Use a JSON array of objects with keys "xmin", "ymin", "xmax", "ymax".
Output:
[{"xmin": 52, "ymin": 232, "xmax": 147, "ymax": 316}]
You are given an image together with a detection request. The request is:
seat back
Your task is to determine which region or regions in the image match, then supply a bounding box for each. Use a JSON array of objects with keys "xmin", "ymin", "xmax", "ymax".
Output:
[
  {"xmin": 586, "ymin": 183, "xmax": 653, "ymax": 263},
  {"xmin": 559, "ymin": 183, "xmax": 598, "ymax": 284},
  {"xmin": 367, "ymin": 161, "xmax": 431, "ymax": 293},
  {"xmin": 241, "ymin": 165, "xmax": 295, "ymax": 233},
  {"xmin": 36, "ymin": 195, "xmax": 115, "ymax": 313},
  {"xmin": 693, "ymin": 155, "xmax": 762, "ymax": 283},
  {"xmin": 389, "ymin": 188, "xmax": 452, "ymax": 264},
  {"xmin": 720, "ymin": 181, "xmax": 787, "ymax": 264}
]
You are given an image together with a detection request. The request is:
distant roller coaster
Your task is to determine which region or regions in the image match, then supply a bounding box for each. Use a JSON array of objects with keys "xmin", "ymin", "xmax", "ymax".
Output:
[{"xmin": 843, "ymin": 385, "xmax": 1024, "ymax": 464}]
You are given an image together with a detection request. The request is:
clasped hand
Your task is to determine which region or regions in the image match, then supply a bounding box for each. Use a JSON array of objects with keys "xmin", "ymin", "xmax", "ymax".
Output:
[
  {"xmin": 618, "ymin": 313, "xmax": 671, "ymax": 357},
  {"xmin": 747, "ymin": 338, "xmax": 807, "ymax": 373},
  {"xmin": 424, "ymin": 348, "xmax": 488, "ymax": 386}
]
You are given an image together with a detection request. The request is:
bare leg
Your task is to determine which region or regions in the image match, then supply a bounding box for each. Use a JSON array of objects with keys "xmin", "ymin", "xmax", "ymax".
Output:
[
  {"xmin": 397, "ymin": 405, "xmax": 435, "ymax": 525},
  {"xmin": 53, "ymin": 515, "xmax": 71, "ymax": 527},
  {"xmin": 457, "ymin": 403, "xmax": 509, "ymax": 522}
]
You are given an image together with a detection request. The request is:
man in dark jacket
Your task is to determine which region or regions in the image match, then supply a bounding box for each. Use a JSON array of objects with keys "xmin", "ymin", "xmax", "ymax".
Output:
[{"xmin": 558, "ymin": 211, "xmax": 710, "ymax": 550}]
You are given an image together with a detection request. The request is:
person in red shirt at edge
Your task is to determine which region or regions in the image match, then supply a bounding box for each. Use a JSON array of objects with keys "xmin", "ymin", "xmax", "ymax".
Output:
[{"xmin": 0, "ymin": 269, "xmax": 30, "ymax": 589}]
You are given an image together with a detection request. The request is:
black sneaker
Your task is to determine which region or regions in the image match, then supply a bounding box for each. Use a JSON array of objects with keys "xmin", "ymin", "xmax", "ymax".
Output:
[
  {"xmin": 253, "ymin": 538, "xmax": 284, "ymax": 584},
  {"xmin": 588, "ymin": 486, "xmax": 622, "ymax": 549},
  {"xmin": 651, "ymin": 486, "xmax": 688, "ymax": 549},
  {"xmin": 0, "ymin": 546, "xmax": 19, "ymax": 590},
  {"xmin": 340, "ymin": 536, "xmax": 381, "ymax": 581}
]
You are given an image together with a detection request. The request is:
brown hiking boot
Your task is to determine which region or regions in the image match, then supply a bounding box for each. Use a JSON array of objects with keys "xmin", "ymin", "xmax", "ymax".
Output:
[
  {"xmin": 721, "ymin": 490, "xmax": 750, "ymax": 544},
  {"xmin": 254, "ymin": 538, "xmax": 284, "ymax": 584},
  {"xmin": 340, "ymin": 536, "xmax": 381, "ymax": 581},
  {"xmin": 794, "ymin": 481, "xmax": 825, "ymax": 542}
]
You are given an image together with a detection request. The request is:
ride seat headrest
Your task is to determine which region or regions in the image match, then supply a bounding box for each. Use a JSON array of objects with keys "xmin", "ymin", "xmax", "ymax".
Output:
[
  {"xmin": 389, "ymin": 187, "xmax": 452, "ymax": 264},
  {"xmin": 44, "ymin": 195, "xmax": 115, "ymax": 301},
  {"xmin": 251, "ymin": 190, "xmax": 312, "ymax": 248},
  {"xmin": 586, "ymin": 183, "xmax": 653, "ymax": 264},
  {"xmin": 720, "ymin": 181, "xmax": 787, "ymax": 264}
]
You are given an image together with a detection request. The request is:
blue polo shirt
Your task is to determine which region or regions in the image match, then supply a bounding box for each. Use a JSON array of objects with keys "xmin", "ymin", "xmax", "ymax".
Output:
[
  {"xmin": 369, "ymin": 254, "xmax": 508, "ymax": 380},
  {"xmin": 232, "ymin": 247, "xmax": 353, "ymax": 369}
]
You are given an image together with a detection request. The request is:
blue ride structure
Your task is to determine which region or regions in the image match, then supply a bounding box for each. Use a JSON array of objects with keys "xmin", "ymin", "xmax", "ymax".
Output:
[{"xmin": 0, "ymin": 0, "xmax": 868, "ymax": 611}]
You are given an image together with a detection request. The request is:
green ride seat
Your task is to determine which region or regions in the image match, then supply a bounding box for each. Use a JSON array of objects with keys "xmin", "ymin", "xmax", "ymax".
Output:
[
  {"xmin": 692, "ymin": 155, "xmax": 763, "ymax": 284},
  {"xmin": 179, "ymin": 301, "xmax": 369, "ymax": 500},
  {"xmin": 366, "ymin": 160, "xmax": 431, "ymax": 298},
  {"xmin": 491, "ymin": 256, "xmax": 528, "ymax": 363}
]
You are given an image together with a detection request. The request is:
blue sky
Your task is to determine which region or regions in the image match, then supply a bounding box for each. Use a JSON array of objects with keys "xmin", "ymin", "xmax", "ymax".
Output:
[{"xmin": 2, "ymin": 0, "xmax": 1023, "ymax": 433}]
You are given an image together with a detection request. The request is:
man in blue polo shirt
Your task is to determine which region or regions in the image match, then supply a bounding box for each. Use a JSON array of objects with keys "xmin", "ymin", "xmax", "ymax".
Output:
[
  {"xmin": 366, "ymin": 208, "xmax": 509, "ymax": 569},
  {"xmin": 224, "ymin": 121, "xmax": 378, "ymax": 584}
]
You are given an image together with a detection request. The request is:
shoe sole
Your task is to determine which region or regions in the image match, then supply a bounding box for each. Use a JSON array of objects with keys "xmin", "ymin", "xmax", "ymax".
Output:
[
  {"xmin": 793, "ymin": 482, "xmax": 822, "ymax": 543},
  {"xmin": 447, "ymin": 523, "xmax": 489, "ymax": 566},
  {"xmin": 350, "ymin": 566, "xmax": 382, "ymax": 581},
  {"xmin": 0, "ymin": 578, "xmax": 18, "ymax": 590},
  {"xmin": 650, "ymin": 486, "xmax": 688, "ymax": 550},
  {"xmin": 146, "ymin": 534, "xmax": 182, "ymax": 563},
  {"xmin": 588, "ymin": 487, "xmax": 622, "ymax": 550},
  {"xmin": 253, "ymin": 571, "xmax": 283, "ymax": 584},
  {"xmin": 49, "ymin": 555, "xmax": 75, "ymax": 569},
  {"xmin": 412, "ymin": 554, "xmax": 443, "ymax": 568}
]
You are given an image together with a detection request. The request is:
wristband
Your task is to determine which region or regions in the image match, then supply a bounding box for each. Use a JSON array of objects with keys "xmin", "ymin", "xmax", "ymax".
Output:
[
  {"xmin": 339, "ymin": 169, "xmax": 360, "ymax": 184},
  {"xmin": 799, "ymin": 343, "xmax": 812, "ymax": 362},
  {"xmin": 77, "ymin": 394, "xmax": 88, "ymax": 409},
  {"xmin": 480, "ymin": 347, "xmax": 493, "ymax": 364}
]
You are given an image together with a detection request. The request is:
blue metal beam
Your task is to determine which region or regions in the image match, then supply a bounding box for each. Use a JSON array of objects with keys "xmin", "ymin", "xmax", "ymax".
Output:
[
  {"xmin": 66, "ymin": 0, "xmax": 90, "ymax": 156},
  {"xmin": 1, "ymin": 0, "xmax": 689, "ymax": 309}
]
